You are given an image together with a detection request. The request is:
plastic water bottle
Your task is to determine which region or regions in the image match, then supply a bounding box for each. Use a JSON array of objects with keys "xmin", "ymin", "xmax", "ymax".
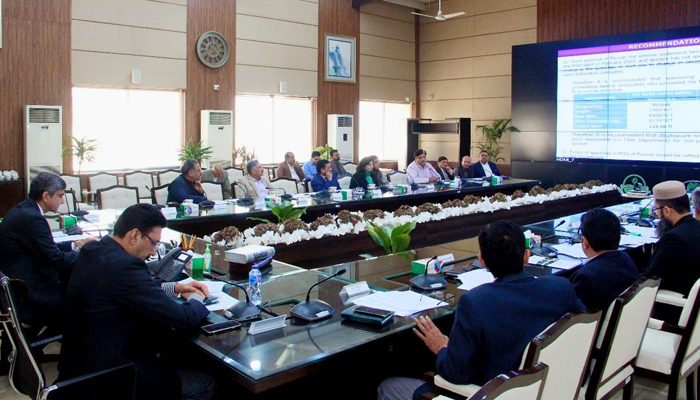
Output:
[
  {"xmin": 203, "ymin": 244, "xmax": 212, "ymax": 274},
  {"xmin": 249, "ymin": 266, "xmax": 262, "ymax": 306}
]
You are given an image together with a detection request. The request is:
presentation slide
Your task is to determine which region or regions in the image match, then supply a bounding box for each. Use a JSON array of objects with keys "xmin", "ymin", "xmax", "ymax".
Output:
[{"xmin": 556, "ymin": 36, "xmax": 700, "ymax": 163}]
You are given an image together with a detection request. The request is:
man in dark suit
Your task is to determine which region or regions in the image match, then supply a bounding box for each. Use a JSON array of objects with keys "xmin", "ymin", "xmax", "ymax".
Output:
[
  {"xmin": 58, "ymin": 204, "xmax": 215, "ymax": 400},
  {"xmin": 0, "ymin": 172, "xmax": 95, "ymax": 329},
  {"xmin": 643, "ymin": 180, "xmax": 700, "ymax": 322},
  {"xmin": 568, "ymin": 208, "xmax": 638, "ymax": 312},
  {"xmin": 310, "ymin": 160, "xmax": 340, "ymax": 192},
  {"xmin": 454, "ymin": 155, "xmax": 473, "ymax": 179},
  {"xmin": 472, "ymin": 150, "xmax": 501, "ymax": 178},
  {"xmin": 167, "ymin": 159, "xmax": 208, "ymax": 204},
  {"xmin": 378, "ymin": 221, "xmax": 585, "ymax": 400},
  {"xmin": 436, "ymin": 156, "xmax": 454, "ymax": 181}
]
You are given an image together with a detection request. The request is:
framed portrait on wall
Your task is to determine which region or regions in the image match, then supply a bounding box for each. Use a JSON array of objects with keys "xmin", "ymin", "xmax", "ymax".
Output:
[{"xmin": 325, "ymin": 34, "xmax": 355, "ymax": 83}]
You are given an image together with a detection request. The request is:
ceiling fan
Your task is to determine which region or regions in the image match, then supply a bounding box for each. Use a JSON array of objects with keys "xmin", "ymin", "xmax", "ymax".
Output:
[{"xmin": 412, "ymin": 0, "xmax": 465, "ymax": 21}]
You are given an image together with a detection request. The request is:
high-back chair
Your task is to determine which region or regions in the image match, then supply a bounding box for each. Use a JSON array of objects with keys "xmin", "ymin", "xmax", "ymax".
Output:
[
  {"xmin": 270, "ymin": 177, "xmax": 299, "ymax": 195},
  {"xmin": 60, "ymin": 174, "xmax": 83, "ymax": 203},
  {"xmin": 344, "ymin": 163, "xmax": 357, "ymax": 174},
  {"xmin": 635, "ymin": 277, "xmax": 700, "ymax": 400},
  {"xmin": 582, "ymin": 277, "xmax": 661, "ymax": 400},
  {"xmin": 225, "ymin": 167, "xmax": 245, "ymax": 181},
  {"xmin": 338, "ymin": 175, "xmax": 351, "ymax": 190},
  {"xmin": 123, "ymin": 171, "xmax": 155, "ymax": 202},
  {"xmin": 387, "ymin": 171, "xmax": 408, "ymax": 185},
  {"xmin": 87, "ymin": 172, "xmax": 119, "ymax": 193},
  {"xmin": 428, "ymin": 312, "xmax": 601, "ymax": 400},
  {"xmin": 150, "ymin": 184, "xmax": 170, "ymax": 205},
  {"xmin": 201, "ymin": 181, "xmax": 224, "ymax": 201},
  {"xmin": 422, "ymin": 363, "xmax": 549, "ymax": 400},
  {"xmin": 56, "ymin": 189, "xmax": 78, "ymax": 215},
  {"xmin": 0, "ymin": 271, "xmax": 136, "ymax": 400},
  {"xmin": 156, "ymin": 169, "xmax": 180, "ymax": 186},
  {"xmin": 96, "ymin": 185, "xmax": 139, "ymax": 210}
]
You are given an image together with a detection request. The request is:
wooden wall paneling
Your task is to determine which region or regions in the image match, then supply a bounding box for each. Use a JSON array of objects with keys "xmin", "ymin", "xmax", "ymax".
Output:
[
  {"xmin": 186, "ymin": 0, "xmax": 237, "ymax": 152},
  {"xmin": 317, "ymin": 0, "xmax": 360, "ymax": 161},
  {"xmin": 538, "ymin": 0, "xmax": 700, "ymax": 43},
  {"xmin": 414, "ymin": 13, "xmax": 419, "ymax": 119},
  {"xmin": 0, "ymin": 0, "xmax": 72, "ymax": 176}
]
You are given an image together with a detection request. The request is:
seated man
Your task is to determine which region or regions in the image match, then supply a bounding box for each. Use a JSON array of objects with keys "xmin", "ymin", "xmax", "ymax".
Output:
[
  {"xmin": 200, "ymin": 163, "xmax": 232, "ymax": 199},
  {"xmin": 406, "ymin": 149, "xmax": 439, "ymax": 184},
  {"xmin": 166, "ymin": 159, "xmax": 208, "ymax": 204},
  {"xmin": 236, "ymin": 159, "xmax": 272, "ymax": 200},
  {"xmin": 568, "ymin": 208, "xmax": 639, "ymax": 312},
  {"xmin": 436, "ymin": 156, "xmax": 454, "ymax": 181},
  {"xmin": 329, "ymin": 149, "xmax": 348, "ymax": 176},
  {"xmin": 58, "ymin": 204, "xmax": 215, "ymax": 400},
  {"xmin": 378, "ymin": 221, "xmax": 584, "ymax": 400},
  {"xmin": 0, "ymin": 172, "xmax": 95, "ymax": 332},
  {"xmin": 276, "ymin": 151, "xmax": 305, "ymax": 182},
  {"xmin": 472, "ymin": 150, "xmax": 501, "ymax": 178},
  {"xmin": 310, "ymin": 159, "xmax": 340, "ymax": 192},
  {"xmin": 692, "ymin": 187, "xmax": 700, "ymax": 220},
  {"xmin": 454, "ymin": 155, "xmax": 473, "ymax": 179},
  {"xmin": 302, "ymin": 151, "xmax": 321, "ymax": 181},
  {"xmin": 643, "ymin": 180, "xmax": 700, "ymax": 322}
]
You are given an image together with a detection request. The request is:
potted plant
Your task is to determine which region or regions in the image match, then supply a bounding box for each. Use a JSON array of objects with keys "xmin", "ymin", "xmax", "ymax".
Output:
[
  {"xmin": 233, "ymin": 146, "xmax": 257, "ymax": 168},
  {"xmin": 475, "ymin": 119, "xmax": 520, "ymax": 163},
  {"xmin": 178, "ymin": 140, "xmax": 213, "ymax": 164},
  {"xmin": 314, "ymin": 144, "xmax": 334, "ymax": 160},
  {"xmin": 63, "ymin": 133, "xmax": 98, "ymax": 173}
]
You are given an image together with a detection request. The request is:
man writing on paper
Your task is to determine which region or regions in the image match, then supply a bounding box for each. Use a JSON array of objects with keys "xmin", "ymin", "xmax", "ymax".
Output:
[
  {"xmin": 406, "ymin": 149, "xmax": 440, "ymax": 184},
  {"xmin": 567, "ymin": 208, "xmax": 638, "ymax": 312},
  {"xmin": 378, "ymin": 221, "xmax": 584, "ymax": 400},
  {"xmin": 167, "ymin": 159, "xmax": 208, "ymax": 204},
  {"xmin": 643, "ymin": 180, "xmax": 700, "ymax": 322},
  {"xmin": 200, "ymin": 163, "xmax": 232, "ymax": 199},
  {"xmin": 58, "ymin": 204, "xmax": 215, "ymax": 400}
]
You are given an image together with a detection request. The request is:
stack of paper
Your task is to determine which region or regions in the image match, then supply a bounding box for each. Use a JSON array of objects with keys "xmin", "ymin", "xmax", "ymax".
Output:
[
  {"xmin": 528, "ymin": 255, "xmax": 582, "ymax": 270},
  {"xmin": 456, "ymin": 269, "xmax": 495, "ymax": 291},
  {"xmin": 352, "ymin": 291, "xmax": 448, "ymax": 317},
  {"xmin": 178, "ymin": 277, "xmax": 239, "ymax": 311},
  {"xmin": 623, "ymin": 225, "xmax": 657, "ymax": 238},
  {"xmin": 552, "ymin": 243, "xmax": 587, "ymax": 259}
]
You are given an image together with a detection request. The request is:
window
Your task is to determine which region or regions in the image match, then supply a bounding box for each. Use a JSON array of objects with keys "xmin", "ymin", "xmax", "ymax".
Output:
[
  {"xmin": 359, "ymin": 101, "xmax": 411, "ymax": 169},
  {"xmin": 72, "ymin": 87, "xmax": 182, "ymax": 171},
  {"xmin": 235, "ymin": 95, "xmax": 313, "ymax": 164}
]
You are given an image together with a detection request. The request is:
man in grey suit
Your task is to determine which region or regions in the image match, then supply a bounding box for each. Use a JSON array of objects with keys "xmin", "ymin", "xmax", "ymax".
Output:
[{"xmin": 201, "ymin": 163, "xmax": 232, "ymax": 199}]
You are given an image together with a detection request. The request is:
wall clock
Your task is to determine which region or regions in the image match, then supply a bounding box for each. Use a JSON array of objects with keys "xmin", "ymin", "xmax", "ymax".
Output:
[{"xmin": 196, "ymin": 31, "xmax": 229, "ymax": 68}]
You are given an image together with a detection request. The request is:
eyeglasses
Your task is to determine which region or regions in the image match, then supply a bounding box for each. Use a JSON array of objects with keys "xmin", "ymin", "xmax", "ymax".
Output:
[{"xmin": 140, "ymin": 231, "xmax": 160, "ymax": 247}]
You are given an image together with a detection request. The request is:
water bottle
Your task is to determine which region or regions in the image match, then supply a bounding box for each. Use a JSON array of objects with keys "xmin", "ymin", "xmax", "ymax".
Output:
[
  {"xmin": 203, "ymin": 244, "xmax": 212, "ymax": 274},
  {"xmin": 249, "ymin": 266, "xmax": 262, "ymax": 306}
]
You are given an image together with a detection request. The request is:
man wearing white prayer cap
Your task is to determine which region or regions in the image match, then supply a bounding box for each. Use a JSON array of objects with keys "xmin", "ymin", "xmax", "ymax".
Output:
[{"xmin": 643, "ymin": 180, "xmax": 700, "ymax": 322}]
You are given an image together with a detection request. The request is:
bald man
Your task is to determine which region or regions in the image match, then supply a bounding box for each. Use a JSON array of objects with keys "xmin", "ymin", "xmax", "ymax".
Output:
[{"xmin": 201, "ymin": 163, "xmax": 232, "ymax": 199}]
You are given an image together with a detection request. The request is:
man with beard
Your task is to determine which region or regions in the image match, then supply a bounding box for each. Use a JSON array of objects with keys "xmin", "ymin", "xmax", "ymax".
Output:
[{"xmin": 643, "ymin": 180, "xmax": 700, "ymax": 322}]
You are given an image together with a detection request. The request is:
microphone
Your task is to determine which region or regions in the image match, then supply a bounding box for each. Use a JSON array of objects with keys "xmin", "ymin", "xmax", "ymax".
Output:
[
  {"xmin": 234, "ymin": 182, "xmax": 254, "ymax": 204},
  {"xmin": 403, "ymin": 168, "xmax": 420, "ymax": 190},
  {"xmin": 409, "ymin": 256, "xmax": 447, "ymax": 291},
  {"xmin": 204, "ymin": 272, "xmax": 261, "ymax": 321},
  {"xmin": 541, "ymin": 220, "xmax": 566, "ymax": 241},
  {"xmin": 290, "ymin": 268, "xmax": 347, "ymax": 322}
]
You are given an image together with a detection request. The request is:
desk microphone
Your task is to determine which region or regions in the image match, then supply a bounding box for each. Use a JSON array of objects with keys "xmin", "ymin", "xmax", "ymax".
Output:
[
  {"xmin": 541, "ymin": 220, "xmax": 566, "ymax": 241},
  {"xmin": 409, "ymin": 256, "xmax": 447, "ymax": 291},
  {"xmin": 203, "ymin": 273, "xmax": 261, "ymax": 321},
  {"xmin": 290, "ymin": 268, "xmax": 347, "ymax": 322},
  {"xmin": 61, "ymin": 189, "xmax": 84, "ymax": 235},
  {"xmin": 403, "ymin": 169, "xmax": 420, "ymax": 190},
  {"xmin": 233, "ymin": 182, "xmax": 254, "ymax": 205}
]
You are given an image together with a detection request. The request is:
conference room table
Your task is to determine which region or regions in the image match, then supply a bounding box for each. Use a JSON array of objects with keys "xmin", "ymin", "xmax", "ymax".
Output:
[{"xmin": 167, "ymin": 178, "xmax": 540, "ymax": 237}]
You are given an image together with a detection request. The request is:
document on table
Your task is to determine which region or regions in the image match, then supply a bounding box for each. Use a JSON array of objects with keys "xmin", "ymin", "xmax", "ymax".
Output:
[
  {"xmin": 620, "ymin": 234, "xmax": 657, "ymax": 246},
  {"xmin": 178, "ymin": 277, "xmax": 239, "ymax": 311},
  {"xmin": 456, "ymin": 269, "xmax": 495, "ymax": 291},
  {"xmin": 52, "ymin": 231, "xmax": 91, "ymax": 243},
  {"xmin": 622, "ymin": 225, "xmax": 657, "ymax": 238},
  {"xmin": 552, "ymin": 243, "xmax": 587, "ymax": 259},
  {"xmin": 351, "ymin": 291, "xmax": 448, "ymax": 317},
  {"xmin": 528, "ymin": 255, "xmax": 582, "ymax": 270}
]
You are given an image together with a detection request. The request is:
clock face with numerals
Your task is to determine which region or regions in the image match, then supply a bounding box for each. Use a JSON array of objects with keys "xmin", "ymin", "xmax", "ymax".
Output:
[{"xmin": 196, "ymin": 31, "xmax": 229, "ymax": 68}]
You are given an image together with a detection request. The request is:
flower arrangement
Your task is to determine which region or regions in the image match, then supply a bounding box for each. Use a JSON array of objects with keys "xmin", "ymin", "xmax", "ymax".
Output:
[{"xmin": 205, "ymin": 180, "xmax": 616, "ymax": 249}]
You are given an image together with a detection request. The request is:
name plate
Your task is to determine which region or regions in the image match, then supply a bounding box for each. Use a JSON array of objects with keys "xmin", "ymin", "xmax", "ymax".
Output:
[
  {"xmin": 161, "ymin": 207, "xmax": 177, "ymax": 220},
  {"xmin": 340, "ymin": 281, "xmax": 371, "ymax": 298},
  {"xmin": 370, "ymin": 189, "xmax": 382, "ymax": 197},
  {"xmin": 213, "ymin": 203, "xmax": 228, "ymax": 213}
]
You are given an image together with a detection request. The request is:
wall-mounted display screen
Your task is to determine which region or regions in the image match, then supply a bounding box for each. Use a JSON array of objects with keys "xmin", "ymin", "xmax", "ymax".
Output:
[{"xmin": 556, "ymin": 36, "xmax": 700, "ymax": 163}]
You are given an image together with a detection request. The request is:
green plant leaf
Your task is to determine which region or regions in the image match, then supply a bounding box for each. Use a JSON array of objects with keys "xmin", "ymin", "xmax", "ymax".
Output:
[
  {"xmin": 366, "ymin": 223, "xmax": 387, "ymax": 252},
  {"xmin": 392, "ymin": 234, "xmax": 411, "ymax": 253},
  {"xmin": 396, "ymin": 250, "xmax": 416, "ymax": 261},
  {"xmin": 247, "ymin": 217, "xmax": 272, "ymax": 223},
  {"xmin": 390, "ymin": 221, "xmax": 416, "ymax": 239}
]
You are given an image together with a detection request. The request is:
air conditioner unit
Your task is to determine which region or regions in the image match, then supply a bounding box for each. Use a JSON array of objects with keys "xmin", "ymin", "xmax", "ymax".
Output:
[
  {"xmin": 327, "ymin": 114, "xmax": 353, "ymax": 163},
  {"xmin": 201, "ymin": 110, "xmax": 233, "ymax": 169},
  {"xmin": 25, "ymin": 105, "xmax": 63, "ymax": 190}
]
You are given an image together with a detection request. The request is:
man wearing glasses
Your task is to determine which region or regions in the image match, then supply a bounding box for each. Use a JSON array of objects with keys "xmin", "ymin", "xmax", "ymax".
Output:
[
  {"xmin": 643, "ymin": 180, "xmax": 700, "ymax": 322},
  {"xmin": 59, "ymin": 204, "xmax": 216, "ymax": 400}
]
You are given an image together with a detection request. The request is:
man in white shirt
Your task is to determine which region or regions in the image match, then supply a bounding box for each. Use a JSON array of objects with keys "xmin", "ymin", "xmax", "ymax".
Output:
[{"xmin": 406, "ymin": 149, "xmax": 440, "ymax": 184}]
